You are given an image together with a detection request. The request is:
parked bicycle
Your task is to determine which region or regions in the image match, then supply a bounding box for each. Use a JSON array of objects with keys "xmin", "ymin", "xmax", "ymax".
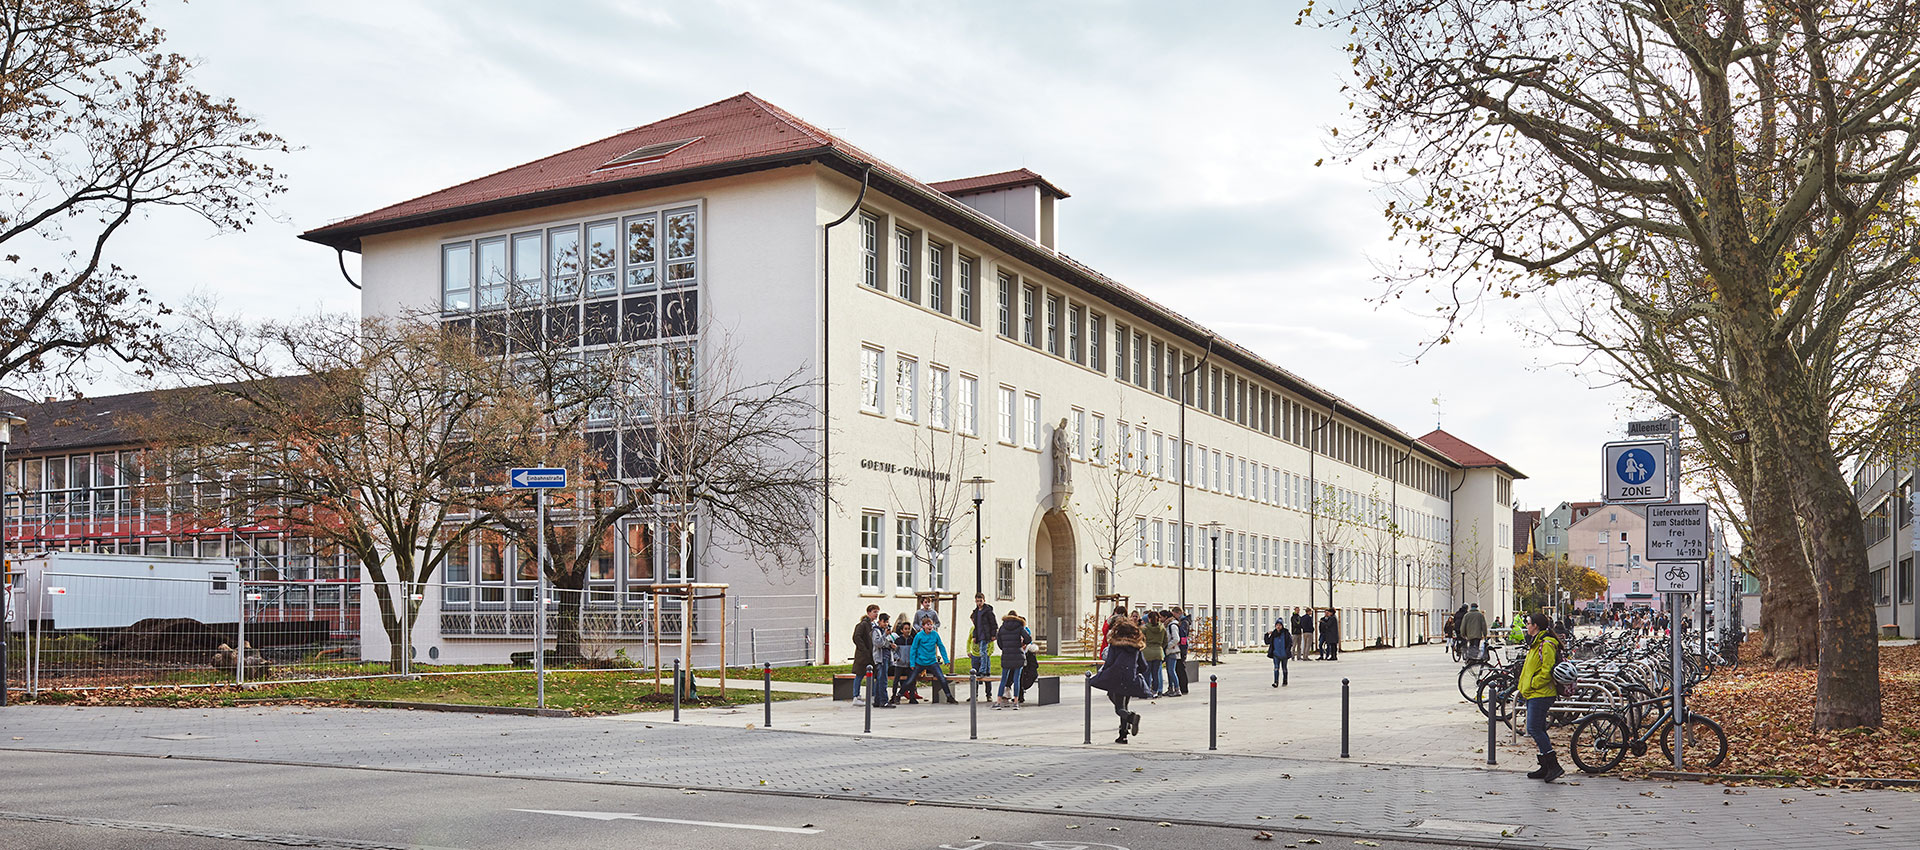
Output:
[{"xmin": 1568, "ymin": 686, "xmax": 1728, "ymax": 773}]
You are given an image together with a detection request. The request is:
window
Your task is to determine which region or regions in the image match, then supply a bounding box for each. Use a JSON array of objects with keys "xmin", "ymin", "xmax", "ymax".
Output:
[
  {"xmin": 1900, "ymin": 556, "xmax": 1914, "ymax": 604},
  {"xmin": 996, "ymin": 559, "xmax": 1015, "ymax": 599},
  {"xmin": 860, "ymin": 512, "xmax": 883, "ymax": 590},
  {"xmin": 894, "ymin": 227, "xmax": 916, "ymax": 301},
  {"xmin": 1023, "ymin": 393, "xmax": 1042, "ymax": 450},
  {"xmin": 622, "ymin": 213, "xmax": 656, "ymax": 292},
  {"xmin": 1113, "ymin": 322, "xmax": 1129, "ymax": 376},
  {"xmin": 1872, "ymin": 566, "xmax": 1891, "ymax": 605},
  {"xmin": 998, "ymin": 385, "xmax": 1017, "ymax": 443},
  {"xmin": 929, "ymin": 365, "xmax": 951, "ymax": 429},
  {"xmin": 1597, "ymin": 532, "xmax": 1609, "ymax": 544},
  {"xmin": 895, "ymin": 355, "xmax": 918, "ymax": 422},
  {"xmin": 1089, "ymin": 314, "xmax": 1105, "ymax": 374},
  {"xmin": 441, "ymin": 243, "xmax": 473, "ymax": 311},
  {"xmin": 1045, "ymin": 293, "xmax": 1061, "ymax": 355},
  {"xmin": 1090, "ymin": 413, "xmax": 1106, "ymax": 463},
  {"xmin": 929, "ymin": 519, "xmax": 949, "ymax": 590},
  {"xmin": 1619, "ymin": 531, "xmax": 1629, "ymax": 542},
  {"xmin": 1630, "ymin": 579, "xmax": 1640, "ymax": 593},
  {"xmin": 1546, "ymin": 535, "xmax": 1560, "ymax": 545},
  {"xmin": 1153, "ymin": 432, "xmax": 1166, "ymax": 479},
  {"xmin": 957, "ymin": 374, "xmax": 979, "ymax": 436},
  {"xmin": 477, "ymin": 236, "xmax": 508, "ymax": 307},
  {"xmin": 958, "ymin": 255, "xmax": 977, "ymax": 324},
  {"xmin": 1136, "ymin": 517, "xmax": 1149, "ymax": 563},
  {"xmin": 1068, "ymin": 303, "xmax": 1084, "ymax": 363},
  {"xmin": 859, "ymin": 214, "xmax": 880, "ymax": 290},
  {"xmin": 549, "ymin": 224, "xmax": 581, "ymax": 297},
  {"xmin": 927, "ymin": 242, "xmax": 946, "ymax": 313},
  {"xmin": 1149, "ymin": 339, "xmax": 1163, "ymax": 394},
  {"xmin": 895, "ymin": 517, "xmax": 918, "ymax": 591},
  {"xmin": 1131, "ymin": 332, "xmax": 1146, "ymax": 386},
  {"xmin": 1071, "ymin": 408, "xmax": 1086, "ymax": 459},
  {"xmin": 859, "ymin": 346, "xmax": 883, "ymax": 413},
  {"xmin": 998, "ymin": 273, "xmax": 1014, "ymax": 337},
  {"xmin": 1021, "ymin": 284, "xmax": 1038, "ymax": 345},
  {"xmin": 1152, "ymin": 519, "xmax": 1165, "ymax": 563}
]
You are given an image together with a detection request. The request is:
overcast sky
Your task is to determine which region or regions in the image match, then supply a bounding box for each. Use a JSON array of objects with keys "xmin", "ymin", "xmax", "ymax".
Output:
[{"xmin": 79, "ymin": 0, "xmax": 1657, "ymax": 511}]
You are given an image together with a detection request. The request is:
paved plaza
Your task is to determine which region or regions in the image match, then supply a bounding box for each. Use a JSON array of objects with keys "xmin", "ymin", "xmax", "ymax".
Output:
[{"xmin": 4, "ymin": 640, "xmax": 1917, "ymax": 849}]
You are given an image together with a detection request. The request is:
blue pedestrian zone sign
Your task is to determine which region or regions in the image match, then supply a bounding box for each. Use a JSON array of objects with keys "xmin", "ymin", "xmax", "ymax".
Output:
[
  {"xmin": 1603, "ymin": 439, "xmax": 1668, "ymax": 502},
  {"xmin": 509, "ymin": 467, "xmax": 568, "ymax": 489},
  {"xmin": 1617, "ymin": 448, "xmax": 1658, "ymax": 486}
]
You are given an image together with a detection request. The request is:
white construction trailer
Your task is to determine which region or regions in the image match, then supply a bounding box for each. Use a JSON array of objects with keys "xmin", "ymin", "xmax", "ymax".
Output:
[{"xmin": 5, "ymin": 551, "xmax": 241, "ymax": 633}]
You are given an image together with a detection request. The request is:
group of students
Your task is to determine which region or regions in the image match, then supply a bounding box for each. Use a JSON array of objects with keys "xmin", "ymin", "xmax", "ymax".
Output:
[
  {"xmin": 848, "ymin": 595, "xmax": 1043, "ymax": 708},
  {"xmin": 1102, "ymin": 606, "xmax": 1196, "ymax": 698}
]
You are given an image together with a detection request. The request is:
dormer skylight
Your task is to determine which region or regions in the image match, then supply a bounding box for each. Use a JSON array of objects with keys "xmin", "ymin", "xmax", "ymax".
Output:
[{"xmin": 598, "ymin": 136, "xmax": 704, "ymax": 170}]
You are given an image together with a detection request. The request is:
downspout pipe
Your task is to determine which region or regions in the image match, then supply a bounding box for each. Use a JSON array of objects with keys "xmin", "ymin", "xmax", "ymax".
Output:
[
  {"xmin": 819, "ymin": 163, "xmax": 872, "ymax": 664},
  {"xmin": 336, "ymin": 248, "xmax": 363, "ymax": 290}
]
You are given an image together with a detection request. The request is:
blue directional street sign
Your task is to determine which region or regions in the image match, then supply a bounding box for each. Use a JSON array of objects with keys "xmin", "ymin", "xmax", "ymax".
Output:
[
  {"xmin": 1603, "ymin": 439, "xmax": 1668, "ymax": 502},
  {"xmin": 509, "ymin": 467, "xmax": 568, "ymax": 489}
]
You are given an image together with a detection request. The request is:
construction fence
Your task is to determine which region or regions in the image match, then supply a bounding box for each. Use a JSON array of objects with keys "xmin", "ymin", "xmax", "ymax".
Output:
[{"xmin": 3, "ymin": 570, "xmax": 815, "ymax": 696}]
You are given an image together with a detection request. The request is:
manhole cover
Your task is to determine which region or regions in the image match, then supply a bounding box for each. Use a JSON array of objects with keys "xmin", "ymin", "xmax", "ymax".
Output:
[
  {"xmin": 145, "ymin": 733, "xmax": 214, "ymax": 741},
  {"xmin": 1411, "ymin": 818, "xmax": 1521, "ymax": 836},
  {"xmin": 1131, "ymin": 751, "xmax": 1205, "ymax": 761}
]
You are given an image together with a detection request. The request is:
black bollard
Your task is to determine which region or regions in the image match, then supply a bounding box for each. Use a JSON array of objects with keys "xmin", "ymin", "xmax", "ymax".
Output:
[
  {"xmin": 673, "ymin": 658, "xmax": 682, "ymax": 722},
  {"xmin": 1083, "ymin": 671, "xmax": 1093, "ymax": 745},
  {"xmin": 863, "ymin": 665, "xmax": 874, "ymax": 733},
  {"xmin": 969, "ymin": 676, "xmax": 978, "ymax": 740},
  {"xmin": 1487, "ymin": 706, "xmax": 1497, "ymax": 765},
  {"xmin": 763, "ymin": 662, "xmax": 772, "ymax": 729},
  {"xmin": 1209, "ymin": 675, "xmax": 1219, "ymax": 751},
  {"xmin": 1340, "ymin": 677, "xmax": 1350, "ymax": 759}
]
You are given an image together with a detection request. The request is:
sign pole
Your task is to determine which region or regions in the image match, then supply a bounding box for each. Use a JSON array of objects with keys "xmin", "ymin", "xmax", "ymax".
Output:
[
  {"xmin": 1670, "ymin": 588, "xmax": 1684, "ymax": 769},
  {"xmin": 536, "ymin": 487, "xmax": 548, "ymax": 710}
]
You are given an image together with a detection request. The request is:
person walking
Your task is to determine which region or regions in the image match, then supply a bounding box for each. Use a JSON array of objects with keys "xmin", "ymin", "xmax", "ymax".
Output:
[
  {"xmin": 1088, "ymin": 619, "xmax": 1152, "ymax": 743},
  {"xmin": 906, "ymin": 619, "xmax": 958, "ymax": 703},
  {"xmin": 1519, "ymin": 611, "xmax": 1565, "ymax": 781},
  {"xmin": 994, "ymin": 610, "xmax": 1030, "ymax": 708},
  {"xmin": 1458, "ymin": 602, "xmax": 1489, "ymax": 660},
  {"xmin": 970, "ymin": 593, "xmax": 997, "ymax": 678},
  {"xmin": 869, "ymin": 613, "xmax": 896, "ymax": 708},
  {"xmin": 851, "ymin": 604, "xmax": 879, "ymax": 705},
  {"xmin": 1264, "ymin": 616, "xmax": 1292, "ymax": 686},
  {"xmin": 1141, "ymin": 611, "xmax": 1168, "ymax": 697}
]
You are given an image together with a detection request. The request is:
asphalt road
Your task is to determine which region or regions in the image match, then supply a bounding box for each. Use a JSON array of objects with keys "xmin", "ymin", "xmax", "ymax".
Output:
[{"xmin": 1, "ymin": 750, "xmax": 1463, "ymax": 850}]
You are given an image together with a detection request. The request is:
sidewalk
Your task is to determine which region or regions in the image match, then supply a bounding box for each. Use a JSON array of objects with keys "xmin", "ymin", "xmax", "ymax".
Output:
[
  {"xmin": 671, "ymin": 644, "xmax": 1546, "ymax": 768},
  {"xmin": 4, "ymin": 692, "xmax": 1914, "ymax": 849}
]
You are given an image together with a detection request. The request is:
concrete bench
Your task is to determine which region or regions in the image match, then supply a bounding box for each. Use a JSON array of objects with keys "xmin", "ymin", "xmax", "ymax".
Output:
[{"xmin": 833, "ymin": 671, "xmax": 1060, "ymax": 705}]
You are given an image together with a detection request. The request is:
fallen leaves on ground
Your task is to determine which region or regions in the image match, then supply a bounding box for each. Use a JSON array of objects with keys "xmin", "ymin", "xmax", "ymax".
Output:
[{"xmin": 1577, "ymin": 643, "xmax": 1920, "ymax": 786}]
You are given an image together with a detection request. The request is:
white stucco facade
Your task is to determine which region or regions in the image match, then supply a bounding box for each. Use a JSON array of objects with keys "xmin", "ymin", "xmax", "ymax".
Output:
[{"xmin": 326, "ymin": 97, "xmax": 1521, "ymax": 667}]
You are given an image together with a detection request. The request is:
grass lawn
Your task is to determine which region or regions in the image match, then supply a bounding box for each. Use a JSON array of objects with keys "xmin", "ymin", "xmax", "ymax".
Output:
[{"xmin": 15, "ymin": 670, "xmax": 814, "ymax": 715}]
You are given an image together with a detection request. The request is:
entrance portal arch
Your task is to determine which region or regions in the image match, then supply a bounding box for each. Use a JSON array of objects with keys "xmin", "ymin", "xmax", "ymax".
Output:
[{"xmin": 1031, "ymin": 510, "xmax": 1079, "ymax": 653}]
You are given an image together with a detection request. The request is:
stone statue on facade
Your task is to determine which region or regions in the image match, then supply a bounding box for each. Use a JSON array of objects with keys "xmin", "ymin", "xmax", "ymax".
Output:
[{"xmin": 1051, "ymin": 417, "xmax": 1073, "ymax": 493}]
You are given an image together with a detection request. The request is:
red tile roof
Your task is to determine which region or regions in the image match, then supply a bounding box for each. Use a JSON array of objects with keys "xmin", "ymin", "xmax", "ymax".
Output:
[
  {"xmin": 930, "ymin": 168, "xmax": 1070, "ymax": 199},
  {"xmin": 298, "ymin": 94, "xmax": 1478, "ymax": 472},
  {"xmin": 1418, "ymin": 429, "xmax": 1527, "ymax": 479},
  {"xmin": 303, "ymin": 93, "xmax": 882, "ymax": 250}
]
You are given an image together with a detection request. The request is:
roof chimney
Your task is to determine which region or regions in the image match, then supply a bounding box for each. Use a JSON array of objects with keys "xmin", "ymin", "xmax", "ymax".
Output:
[{"xmin": 928, "ymin": 169, "xmax": 1068, "ymax": 251}]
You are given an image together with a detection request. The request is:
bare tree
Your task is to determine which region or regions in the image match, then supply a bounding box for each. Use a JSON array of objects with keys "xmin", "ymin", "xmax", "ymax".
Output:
[
  {"xmin": 145, "ymin": 309, "xmax": 543, "ymax": 669},
  {"xmin": 1075, "ymin": 411, "xmax": 1159, "ymax": 597},
  {"xmin": 1311, "ymin": 480, "xmax": 1364, "ymax": 611},
  {"xmin": 0, "ymin": 1, "xmax": 285, "ymax": 397},
  {"xmin": 1320, "ymin": 0, "xmax": 1919, "ymax": 728}
]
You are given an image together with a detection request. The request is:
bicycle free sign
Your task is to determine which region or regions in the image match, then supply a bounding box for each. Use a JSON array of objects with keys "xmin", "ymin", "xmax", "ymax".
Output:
[
  {"xmin": 1645, "ymin": 502, "xmax": 1710, "ymax": 561},
  {"xmin": 1655, "ymin": 560, "xmax": 1703, "ymax": 594}
]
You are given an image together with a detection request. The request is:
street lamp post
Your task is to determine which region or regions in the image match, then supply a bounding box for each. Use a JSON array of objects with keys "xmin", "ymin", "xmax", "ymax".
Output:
[
  {"xmin": 1, "ymin": 411, "xmax": 24, "ymax": 707},
  {"xmin": 965, "ymin": 476, "xmax": 993, "ymax": 601},
  {"xmin": 1204, "ymin": 521, "xmax": 1222, "ymax": 665},
  {"xmin": 1177, "ymin": 339, "xmax": 1214, "ymax": 613}
]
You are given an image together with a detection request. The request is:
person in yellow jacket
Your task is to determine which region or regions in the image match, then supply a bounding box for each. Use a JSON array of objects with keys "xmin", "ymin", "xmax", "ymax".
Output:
[{"xmin": 1519, "ymin": 611, "xmax": 1564, "ymax": 782}]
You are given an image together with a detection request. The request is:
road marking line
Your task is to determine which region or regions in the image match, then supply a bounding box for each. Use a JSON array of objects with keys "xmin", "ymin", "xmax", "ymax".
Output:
[{"xmin": 515, "ymin": 809, "xmax": 822, "ymax": 834}]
